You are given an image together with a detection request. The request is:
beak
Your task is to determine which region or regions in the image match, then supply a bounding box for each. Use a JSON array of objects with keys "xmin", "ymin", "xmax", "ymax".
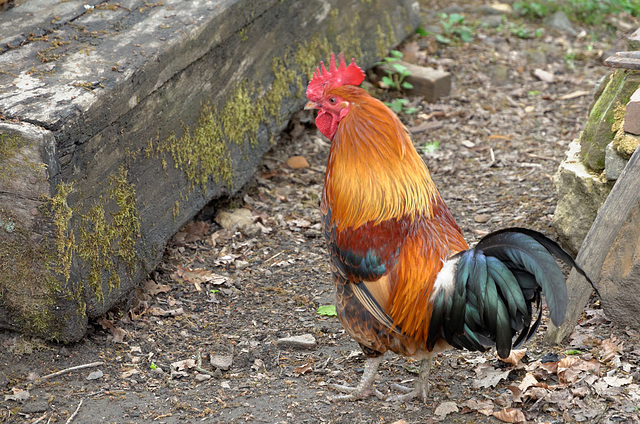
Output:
[{"xmin": 304, "ymin": 101, "xmax": 319, "ymax": 110}]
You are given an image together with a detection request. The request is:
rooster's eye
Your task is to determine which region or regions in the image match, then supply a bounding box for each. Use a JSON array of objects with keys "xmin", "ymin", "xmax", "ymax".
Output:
[{"xmin": 329, "ymin": 97, "xmax": 337, "ymax": 104}]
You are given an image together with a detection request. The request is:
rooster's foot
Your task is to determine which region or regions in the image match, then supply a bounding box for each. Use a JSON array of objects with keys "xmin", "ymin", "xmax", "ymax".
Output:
[
  {"xmin": 329, "ymin": 383, "xmax": 385, "ymax": 401},
  {"xmin": 328, "ymin": 356, "xmax": 384, "ymax": 401},
  {"xmin": 385, "ymin": 381, "xmax": 428, "ymax": 403},
  {"xmin": 385, "ymin": 357, "xmax": 432, "ymax": 403}
]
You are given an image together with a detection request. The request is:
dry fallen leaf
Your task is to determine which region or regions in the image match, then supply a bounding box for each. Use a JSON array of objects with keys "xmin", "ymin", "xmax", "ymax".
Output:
[
  {"xmin": 171, "ymin": 359, "xmax": 196, "ymax": 372},
  {"xmin": 602, "ymin": 375, "xmax": 633, "ymax": 387},
  {"xmin": 286, "ymin": 156, "xmax": 310, "ymax": 169},
  {"xmin": 148, "ymin": 306, "xmax": 184, "ymax": 317},
  {"xmin": 498, "ymin": 349, "xmax": 526, "ymax": 366},
  {"xmin": 171, "ymin": 265, "xmax": 227, "ymax": 289},
  {"xmin": 4, "ymin": 388, "xmax": 30, "ymax": 402},
  {"xmin": 98, "ymin": 316, "xmax": 127, "ymax": 343},
  {"xmin": 557, "ymin": 356, "xmax": 580, "ymax": 369},
  {"xmin": 122, "ymin": 368, "xmax": 140, "ymax": 379},
  {"xmin": 434, "ymin": 401, "xmax": 458, "ymax": 417},
  {"xmin": 493, "ymin": 407, "xmax": 526, "ymax": 423},
  {"xmin": 144, "ymin": 279, "xmax": 171, "ymax": 296},
  {"xmin": 474, "ymin": 363, "xmax": 512, "ymax": 388},
  {"xmin": 518, "ymin": 372, "xmax": 538, "ymax": 392},
  {"xmin": 600, "ymin": 336, "xmax": 622, "ymax": 362},
  {"xmin": 293, "ymin": 363, "xmax": 313, "ymax": 375},
  {"xmin": 464, "ymin": 399, "xmax": 494, "ymax": 416}
]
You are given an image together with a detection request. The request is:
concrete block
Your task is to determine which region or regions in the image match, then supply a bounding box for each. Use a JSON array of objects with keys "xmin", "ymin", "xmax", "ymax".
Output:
[
  {"xmin": 552, "ymin": 141, "xmax": 612, "ymax": 255},
  {"xmin": 628, "ymin": 28, "xmax": 640, "ymax": 51},
  {"xmin": 375, "ymin": 60, "xmax": 452, "ymax": 102},
  {"xmin": 580, "ymin": 70, "xmax": 640, "ymax": 170},
  {"xmin": 0, "ymin": 0, "xmax": 421, "ymax": 342},
  {"xmin": 605, "ymin": 141, "xmax": 628, "ymax": 180},
  {"xmin": 623, "ymin": 87, "xmax": 640, "ymax": 135}
]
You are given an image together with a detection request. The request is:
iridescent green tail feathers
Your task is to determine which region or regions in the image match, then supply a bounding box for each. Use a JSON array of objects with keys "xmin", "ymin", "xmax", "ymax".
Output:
[{"xmin": 428, "ymin": 228, "xmax": 597, "ymax": 359}]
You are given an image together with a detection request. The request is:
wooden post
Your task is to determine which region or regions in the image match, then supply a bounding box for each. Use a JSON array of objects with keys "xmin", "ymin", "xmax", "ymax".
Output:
[{"xmin": 547, "ymin": 146, "xmax": 640, "ymax": 343}]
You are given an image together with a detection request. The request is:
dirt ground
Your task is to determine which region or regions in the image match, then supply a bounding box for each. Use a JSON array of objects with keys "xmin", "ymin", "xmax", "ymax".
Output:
[{"xmin": 2, "ymin": 3, "xmax": 640, "ymax": 423}]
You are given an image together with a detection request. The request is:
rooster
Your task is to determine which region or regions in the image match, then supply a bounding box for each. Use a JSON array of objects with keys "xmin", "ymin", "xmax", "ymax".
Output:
[{"xmin": 304, "ymin": 53, "xmax": 596, "ymax": 402}]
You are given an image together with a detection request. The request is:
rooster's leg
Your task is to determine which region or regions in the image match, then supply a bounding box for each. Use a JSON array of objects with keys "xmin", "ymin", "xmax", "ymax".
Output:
[
  {"xmin": 329, "ymin": 356, "xmax": 385, "ymax": 401},
  {"xmin": 386, "ymin": 357, "xmax": 432, "ymax": 402}
]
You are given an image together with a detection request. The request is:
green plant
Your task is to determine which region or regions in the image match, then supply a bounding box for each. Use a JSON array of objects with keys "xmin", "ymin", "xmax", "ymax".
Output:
[
  {"xmin": 564, "ymin": 50, "xmax": 576, "ymax": 70},
  {"xmin": 510, "ymin": 24, "xmax": 543, "ymax": 39},
  {"xmin": 422, "ymin": 141, "xmax": 440, "ymax": 154},
  {"xmin": 317, "ymin": 305, "xmax": 337, "ymax": 316},
  {"xmin": 385, "ymin": 98, "xmax": 418, "ymax": 115},
  {"xmin": 514, "ymin": 1, "xmax": 551, "ymax": 19},
  {"xmin": 378, "ymin": 50, "xmax": 414, "ymax": 91},
  {"xmin": 437, "ymin": 13, "xmax": 473, "ymax": 44},
  {"xmin": 514, "ymin": 0, "xmax": 640, "ymax": 24}
]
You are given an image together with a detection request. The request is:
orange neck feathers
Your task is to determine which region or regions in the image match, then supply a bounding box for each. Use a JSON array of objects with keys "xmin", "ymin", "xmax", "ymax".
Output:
[{"xmin": 321, "ymin": 86, "xmax": 440, "ymax": 231}]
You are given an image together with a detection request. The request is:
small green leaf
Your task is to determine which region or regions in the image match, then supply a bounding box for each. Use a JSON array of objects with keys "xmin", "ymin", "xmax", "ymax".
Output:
[
  {"xmin": 436, "ymin": 35, "xmax": 451, "ymax": 44},
  {"xmin": 392, "ymin": 63, "xmax": 408, "ymax": 74},
  {"xmin": 317, "ymin": 305, "xmax": 337, "ymax": 316},
  {"xmin": 401, "ymin": 81, "xmax": 414, "ymax": 90},
  {"xmin": 458, "ymin": 28, "xmax": 473, "ymax": 43},
  {"xmin": 565, "ymin": 349, "xmax": 582, "ymax": 355},
  {"xmin": 404, "ymin": 107, "xmax": 418, "ymax": 114},
  {"xmin": 415, "ymin": 26, "xmax": 429, "ymax": 36},
  {"xmin": 210, "ymin": 289, "xmax": 219, "ymax": 294},
  {"xmin": 390, "ymin": 50, "xmax": 403, "ymax": 59},
  {"xmin": 150, "ymin": 363, "xmax": 158, "ymax": 370},
  {"xmin": 422, "ymin": 141, "xmax": 440, "ymax": 153}
]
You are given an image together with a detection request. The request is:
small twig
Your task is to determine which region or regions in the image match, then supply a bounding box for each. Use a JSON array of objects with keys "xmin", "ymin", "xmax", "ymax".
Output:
[
  {"xmin": 193, "ymin": 350, "xmax": 215, "ymax": 376},
  {"xmin": 30, "ymin": 414, "xmax": 47, "ymax": 424},
  {"xmin": 488, "ymin": 148, "xmax": 496, "ymax": 167},
  {"xmin": 65, "ymin": 399, "xmax": 83, "ymax": 424},
  {"xmin": 40, "ymin": 362, "xmax": 104, "ymax": 381}
]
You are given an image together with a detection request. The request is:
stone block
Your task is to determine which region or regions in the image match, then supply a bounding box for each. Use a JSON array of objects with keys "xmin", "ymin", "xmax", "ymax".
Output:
[
  {"xmin": 0, "ymin": 0, "xmax": 420, "ymax": 342},
  {"xmin": 580, "ymin": 70, "xmax": 640, "ymax": 170},
  {"xmin": 628, "ymin": 28, "xmax": 640, "ymax": 51},
  {"xmin": 375, "ymin": 61, "xmax": 452, "ymax": 102},
  {"xmin": 623, "ymin": 87, "xmax": 640, "ymax": 135},
  {"xmin": 552, "ymin": 141, "xmax": 612, "ymax": 256},
  {"xmin": 605, "ymin": 142, "xmax": 628, "ymax": 181},
  {"xmin": 548, "ymin": 144, "xmax": 640, "ymax": 342}
]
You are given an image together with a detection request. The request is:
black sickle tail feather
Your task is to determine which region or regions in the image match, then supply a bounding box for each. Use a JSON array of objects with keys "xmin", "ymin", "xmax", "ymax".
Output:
[{"xmin": 428, "ymin": 228, "xmax": 596, "ymax": 359}]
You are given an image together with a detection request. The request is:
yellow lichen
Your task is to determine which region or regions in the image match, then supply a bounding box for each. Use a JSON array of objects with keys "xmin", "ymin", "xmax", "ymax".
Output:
[
  {"xmin": 220, "ymin": 81, "xmax": 265, "ymax": 148},
  {"xmin": 612, "ymin": 127, "xmax": 640, "ymax": 159},
  {"xmin": 49, "ymin": 182, "xmax": 74, "ymax": 281},
  {"xmin": 77, "ymin": 166, "xmax": 141, "ymax": 303},
  {"xmin": 157, "ymin": 102, "xmax": 233, "ymax": 191}
]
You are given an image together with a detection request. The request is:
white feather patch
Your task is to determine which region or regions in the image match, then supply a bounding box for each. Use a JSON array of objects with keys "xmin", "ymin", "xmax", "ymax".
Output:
[{"xmin": 431, "ymin": 257, "xmax": 459, "ymax": 300}]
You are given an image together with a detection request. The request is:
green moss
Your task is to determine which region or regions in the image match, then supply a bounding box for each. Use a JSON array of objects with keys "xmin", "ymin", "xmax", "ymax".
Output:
[
  {"xmin": 293, "ymin": 35, "xmax": 333, "ymax": 79},
  {"xmin": 581, "ymin": 70, "xmax": 640, "ymax": 170},
  {"xmin": 0, "ymin": 133, "xmax": 45, "ymax": 186},
  {"xmin": 77, "ymin": 166, "xmax": 141, "ymax": 304},
  {"xmin": 49, "ymin": 182, "xmax": 74, "ymax": 281},
  {"xmin": 336, "ymin": 12, "xmax": 364, "ymax": 62},
  {"xmin": 0, "ymin": 208, "xmax": 62, "ymax": 338},
  {"xmin": 266, "ymin": 55, "xmax": 302, "ymax": 122},
  {"xmin": 221, "ymin": 81, "xmax": 265, "ymax": 148},
  {"xmin": 0, "ymin": 134, "xmax": 28, "ymax": 184},
  {"xmin": 157, "ymin": 102, "xmax": 233, "ymax": 191}
]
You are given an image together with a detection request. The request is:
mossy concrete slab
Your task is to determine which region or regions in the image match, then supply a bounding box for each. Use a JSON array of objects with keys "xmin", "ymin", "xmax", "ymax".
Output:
[
  {"xmin": 0, "ymin": 0, "xmax": 420, "ymax": 341},
  {"xmin": 580, "ymin": 69, "xmax": 640, "ymax": 170},
  {"xmin": 552, "ymin": 141, "xmax": 612, "ymax": 256}
]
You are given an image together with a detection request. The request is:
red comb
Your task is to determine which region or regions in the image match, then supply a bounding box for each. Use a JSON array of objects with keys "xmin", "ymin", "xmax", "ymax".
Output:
[{"xmin": 306, "ymin": 52, "xmax": 365, "ymax": 102}]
